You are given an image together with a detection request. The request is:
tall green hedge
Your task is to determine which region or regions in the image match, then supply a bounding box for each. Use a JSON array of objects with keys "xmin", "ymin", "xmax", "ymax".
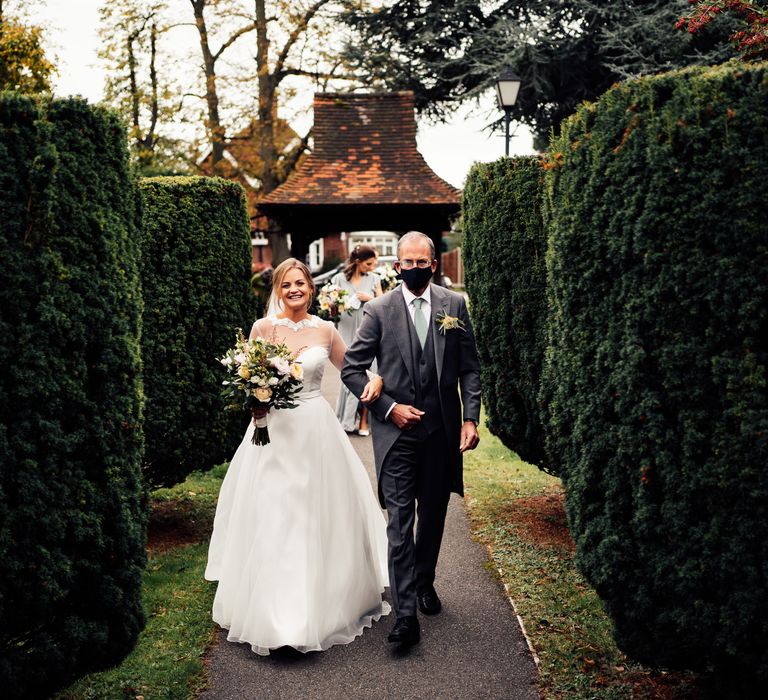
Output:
[
  {"xmin": 139, "ymin": 176, "xmax": 254, "ymax": 488},
  {"xmin": 0, "ymin": 94, "xmax": 145, "ymax": 697},
  {"xmin": 541, "ymin": 62, "xmax": 768, "ymax": 681},
  {"xmin": 463, "ymin": 156, "xmax": 551, "ymax": 472}
]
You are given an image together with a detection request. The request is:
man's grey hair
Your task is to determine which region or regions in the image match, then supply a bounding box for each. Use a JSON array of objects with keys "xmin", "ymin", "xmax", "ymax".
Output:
[{"xmin": 397, "ymin": 231, "xmax": 435, "ymax": 260}]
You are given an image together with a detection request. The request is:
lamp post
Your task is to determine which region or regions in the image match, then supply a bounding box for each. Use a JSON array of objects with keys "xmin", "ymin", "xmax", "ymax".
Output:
[{"xmin": 495, "ymin": 69, "xmax": 521, "ymax": 156}]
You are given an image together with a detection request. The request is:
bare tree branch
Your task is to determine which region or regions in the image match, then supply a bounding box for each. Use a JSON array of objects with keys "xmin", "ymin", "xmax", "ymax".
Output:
[
  {"xmin": 213, "ymin": 20, "xmax": 258, "ymax": 61},
  {"xmin": 277, "ymin": 67, "xmax": 357, "ymax": 82},
  {"xmin": 273, "ymin": 0, "xmax": 334, "ymax": 81}
]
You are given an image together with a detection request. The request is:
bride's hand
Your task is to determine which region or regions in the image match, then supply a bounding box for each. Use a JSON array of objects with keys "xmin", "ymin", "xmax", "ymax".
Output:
[{"xmin": 360, "ymin": 375, "xmax": 383, "ymax": 403}]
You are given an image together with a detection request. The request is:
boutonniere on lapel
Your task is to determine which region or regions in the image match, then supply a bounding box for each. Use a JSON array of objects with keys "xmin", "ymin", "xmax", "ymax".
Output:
[{"xmin": 435, "ymin": 310, "xmax": 466, "ymax": 335}]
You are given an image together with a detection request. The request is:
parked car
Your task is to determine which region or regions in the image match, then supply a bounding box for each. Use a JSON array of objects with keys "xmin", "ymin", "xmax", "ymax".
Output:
[{"xmin": 311, "ymin": 263, "xmax": 343, "ymax": 287}]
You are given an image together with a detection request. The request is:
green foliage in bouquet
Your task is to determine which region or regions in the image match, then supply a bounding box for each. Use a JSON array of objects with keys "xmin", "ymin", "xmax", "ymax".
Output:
[
  {"xmin": 0, "ymin": 94, "xmax": 145, "ymax": 698},
  {"xmin": 463, "ymin": 156, "xmax": 552, "ymax": 474},
  {"xmin": 540, "ymin": 61, "xmax": 768, "ymax": 683},
  {"xmin": 139, "ymin": 176, "xmax": 253, "ymax": 488}
]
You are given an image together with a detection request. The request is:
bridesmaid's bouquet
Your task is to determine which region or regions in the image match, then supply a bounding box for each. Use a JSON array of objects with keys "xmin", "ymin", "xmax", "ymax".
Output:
[
  {"xmin": 316, "ymin": 283, "xmax": 351, "ymax": 323},
  {"xmin": 376, "ymin": 263, "xmax": 400, "ymax": 292},
  {"xmin": 219, "ymin": 329, "xmax": 304, "ymax": 445}
]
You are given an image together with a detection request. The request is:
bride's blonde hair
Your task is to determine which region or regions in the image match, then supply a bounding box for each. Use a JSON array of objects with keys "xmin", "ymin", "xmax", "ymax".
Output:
[{"xmin": 267, "ymin": 258, "xmax": 315, "ymax": 314}]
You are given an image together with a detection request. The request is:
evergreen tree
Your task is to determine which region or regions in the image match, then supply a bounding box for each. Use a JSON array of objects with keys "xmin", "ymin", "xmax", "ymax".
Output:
[
  {"xmin": 344, "ymin": 1, "xmax": 739, "ymax": 147},
  {"xmin": 541, "ymin": 60, "xmax": 768, "ymax": 685},
  {"xmin": 586, "ymin": 0, "xmax": 737, "ymax": 79},
  {"xmin": 676, "ymin": 0, "xmax": 768, "ymax": 61},
  {"xmin": 0, "ymin": 94, "xmax": 145, "ymax": 698}
]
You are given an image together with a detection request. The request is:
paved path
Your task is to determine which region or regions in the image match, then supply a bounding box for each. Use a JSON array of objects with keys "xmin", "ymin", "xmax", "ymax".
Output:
[{"xmin": 201, "ymin": 367, "xmax": 539, "ymax": 700}]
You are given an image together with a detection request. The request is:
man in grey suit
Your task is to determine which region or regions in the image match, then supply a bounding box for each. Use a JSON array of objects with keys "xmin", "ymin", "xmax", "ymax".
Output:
[{"xmin": 341, "ymin": 231, "xmax": 481, "ymax": 646}]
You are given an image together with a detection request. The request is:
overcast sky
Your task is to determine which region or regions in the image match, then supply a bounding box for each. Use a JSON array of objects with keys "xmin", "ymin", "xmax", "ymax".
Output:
[{"xmin": 32, "ymin": 0, "xmax": 535, "ymax": 189}]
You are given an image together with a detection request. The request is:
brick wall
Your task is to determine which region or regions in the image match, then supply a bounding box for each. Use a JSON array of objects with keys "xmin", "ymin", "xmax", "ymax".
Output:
[
  {"xmin": 441, "ymin": 247, "xmax": 464, "ymax": 287},
  {"xmin": 323, "ymin": 233, "xmax": 347, "ymax": 264},
  {"xmin": 251, "ymin": 241, "xmax": 272, "ymax": 272}
]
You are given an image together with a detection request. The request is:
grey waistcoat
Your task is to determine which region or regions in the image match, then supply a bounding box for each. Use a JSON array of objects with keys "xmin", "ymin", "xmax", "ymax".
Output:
[{"xmin": 408, "ymin": 317, "xmax": 443, "ymax": 436}]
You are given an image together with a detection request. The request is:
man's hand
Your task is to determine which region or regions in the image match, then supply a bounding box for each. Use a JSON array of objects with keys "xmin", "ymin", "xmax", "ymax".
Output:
[
  {"xmin": 459, "ymin": 420, "xmax": 480, "ymax": 453},
  {"xmin": 360, "ymin": 375, "xmax": 383, "ymax": 403},
  {"xmin": 389, "ymin": 403, "xmax": 425, "ymax": 430}
]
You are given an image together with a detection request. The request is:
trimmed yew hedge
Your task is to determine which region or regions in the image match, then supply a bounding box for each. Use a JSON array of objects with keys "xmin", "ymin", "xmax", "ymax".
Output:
[
  {"xmin": 0, "ymin": 95, "xmax": 145, "ymax": 697},
  {"xmin": 463, "ymin": 156, "xmax": 552, "ymax": 473},
  {"xmin": 139, "ymin": 177, "xmax": 254, "ymax": 489},
  {"xmin": 541, "ymin": 62, "xmax": 768, "ymax": 681}
]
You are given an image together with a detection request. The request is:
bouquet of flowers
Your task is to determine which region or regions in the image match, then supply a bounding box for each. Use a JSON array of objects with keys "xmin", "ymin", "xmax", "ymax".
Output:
[
  {"xmin": 219, "ymin": 329, "xmax": 304, "ymax": 445},
  {"xmin": 376, "ymin": 263, "xmax": 400, "ymax": 292},
  {"xmin": 316, "ymin": 282, "xmax": 351, "ymax": 323}
]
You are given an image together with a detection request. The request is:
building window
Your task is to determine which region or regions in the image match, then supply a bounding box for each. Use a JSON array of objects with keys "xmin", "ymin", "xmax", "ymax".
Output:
[
  {"xmin": 349, "ymin": 231, "xmax": 398, "ymax": 257},
  {"xmin": 308, "ymin": 238, "xmax": 324, "ymax": 271}
]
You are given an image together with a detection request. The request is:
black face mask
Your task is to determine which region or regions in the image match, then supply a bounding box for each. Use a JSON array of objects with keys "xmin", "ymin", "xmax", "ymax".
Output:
[{"xmin": 398, "ymin": 266, "xmax": 433, "ymax": 291}]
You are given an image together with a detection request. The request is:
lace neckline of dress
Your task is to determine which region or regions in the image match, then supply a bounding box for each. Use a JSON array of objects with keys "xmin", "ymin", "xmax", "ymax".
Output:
[{"xmin": 268, "ymin": 315, "xmax": 321, "ymax": 331}]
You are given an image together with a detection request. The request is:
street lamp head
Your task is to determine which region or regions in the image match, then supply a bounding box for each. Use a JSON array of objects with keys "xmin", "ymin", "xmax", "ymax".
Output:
[
  {"xmin": 495, "ymin": 68, "xmax": 521, "ymax": 110},
  {"xmin": 495, "ymin": 68, "xmax": 521, "ymax": 156}
]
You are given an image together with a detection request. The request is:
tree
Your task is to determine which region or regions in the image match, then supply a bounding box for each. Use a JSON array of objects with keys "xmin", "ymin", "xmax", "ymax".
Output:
[
  {"xmin": 188, "ymin": 0, "xmax": 239, "ymax": 176},
  {"xmin": 188, "ymin": 0, "xmax": 356, "ymax": 262},
  {"xmin": 98, "ymin": 1, "xmax": 191, "ymax": 175},
  {"xmin": 676, "ymin": 0, "xmax": 768, "ymax": 61},
  {"xmin": 343, "ymin": 1, "xmax": 740, "ymax": 148},
  {"xmin": 0, "ymin": 0, "xmax": 55, "ymax": 93},
  {"xmin": 541, "ymin": 60, "xmax": 768, "ymax": 686},
  {"xmin": 99, "ymin": 1, "xmax": 372, "ymax": 261},
  {"xmin": 583, "ymin": 0, "xmax": 739, "ymax": 79},
  {"xmin": 463, "ymin": 157, "xmax": 551, "ymax": 473},
  {"xmin": 0, "ymin": 93, "xmax": 145, "ymax": 699},
  {"xmin": 139, "ymin": 176, "xmax": 254, "ymax": 489},
  {"xmin": 100, "ymin": 1, "xmax": 361, "ymax": 260}
]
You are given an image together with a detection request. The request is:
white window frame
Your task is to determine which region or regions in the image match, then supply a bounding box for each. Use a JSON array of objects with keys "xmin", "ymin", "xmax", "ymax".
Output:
[
  {"xmin": 308, "ymin": 238, "xmax": 324, "ymax": 272},
  {"xmin": 348, "ymin": 231, "xmax": 398, "ymax": 257}
]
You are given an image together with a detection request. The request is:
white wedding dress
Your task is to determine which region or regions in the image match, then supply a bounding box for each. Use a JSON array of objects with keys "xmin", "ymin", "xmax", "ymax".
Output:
[{"xmin": 204, "ymin": 315, "xmax": 390, "ymax": 655}]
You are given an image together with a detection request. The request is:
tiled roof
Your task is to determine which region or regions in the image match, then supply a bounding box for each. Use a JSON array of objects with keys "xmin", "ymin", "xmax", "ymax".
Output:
[{"xmin": 261, "ymin": 92, "xmax": 460, "ymax": 206}]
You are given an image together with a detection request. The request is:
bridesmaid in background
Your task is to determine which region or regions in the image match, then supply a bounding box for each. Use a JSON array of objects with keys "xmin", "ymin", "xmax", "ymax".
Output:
[{"xmin": 332, "ymin": 244, "xmax": 383, "ymax": 435}]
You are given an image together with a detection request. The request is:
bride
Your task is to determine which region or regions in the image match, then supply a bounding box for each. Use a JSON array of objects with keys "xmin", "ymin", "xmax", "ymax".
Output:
[{"xmin": 205, "ymin": 258, "xmax": 390, "ymax": 655}]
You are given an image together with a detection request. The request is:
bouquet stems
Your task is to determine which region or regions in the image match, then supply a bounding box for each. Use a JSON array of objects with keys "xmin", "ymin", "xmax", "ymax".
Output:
[{"xmin": 252, "ymin": 414, "xmax": 270, "ymax": 445}]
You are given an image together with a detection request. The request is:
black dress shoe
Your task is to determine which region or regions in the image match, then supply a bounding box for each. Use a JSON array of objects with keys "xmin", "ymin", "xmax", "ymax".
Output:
[
  {"xmin": 387, "ymin": 616, "xmax": 420, "ymax": 645},
  {"xmin": 417, "ymin": 586, "xmax": 442, "ymax": 615}
]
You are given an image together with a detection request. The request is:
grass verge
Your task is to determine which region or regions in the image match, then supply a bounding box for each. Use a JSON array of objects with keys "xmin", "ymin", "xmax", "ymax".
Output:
[
  {"xmin": 56, "ymin": 464, "xmax": 227, "ymax": 700},
  {"xmin": 463, "ymin": 422, "xmax": 700, "ymax": 699}
]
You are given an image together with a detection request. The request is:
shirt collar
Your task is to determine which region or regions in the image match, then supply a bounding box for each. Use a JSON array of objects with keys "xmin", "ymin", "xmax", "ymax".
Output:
[{"xmin": 402, "ymin": 283, "xmax": 432, "ymax": 308}]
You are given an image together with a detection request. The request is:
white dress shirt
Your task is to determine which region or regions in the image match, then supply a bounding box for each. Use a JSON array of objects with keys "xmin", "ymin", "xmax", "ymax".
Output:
[{"xmin": 401, "ymin": 283, "xmax": 432, "ymax": 325}]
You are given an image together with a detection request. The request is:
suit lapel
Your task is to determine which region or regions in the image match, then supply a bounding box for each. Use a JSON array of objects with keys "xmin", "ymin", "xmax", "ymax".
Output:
[
  {"xmin": 387, "ymin": 287, "xmax": 417, "ymax": 385},
  {"xmin": 431, "ymin": 284, "xmax": 450, "ymax": 379}
]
